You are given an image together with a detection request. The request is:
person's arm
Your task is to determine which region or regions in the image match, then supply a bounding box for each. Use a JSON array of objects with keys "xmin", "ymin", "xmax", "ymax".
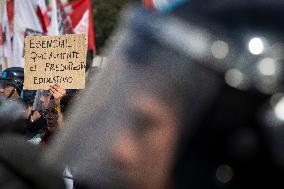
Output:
[
  {"xmin": 50, "ymin": 84, "xmax": 66, "ymax": 108},
  {"xmin": 49, "ymin": 84, "xmax": 66, "ymax": 126}
]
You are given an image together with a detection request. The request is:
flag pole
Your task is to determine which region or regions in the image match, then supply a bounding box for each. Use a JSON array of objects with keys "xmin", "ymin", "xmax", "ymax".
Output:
[{"xmin": 49, "ymin": 0, "xmax": 59, "ymax": 35}]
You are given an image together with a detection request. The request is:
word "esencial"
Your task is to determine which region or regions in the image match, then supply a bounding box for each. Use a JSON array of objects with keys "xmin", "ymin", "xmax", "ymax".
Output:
[{"xmin": 29, "ymin": 38, "xmax": 73, "ymax": 49}]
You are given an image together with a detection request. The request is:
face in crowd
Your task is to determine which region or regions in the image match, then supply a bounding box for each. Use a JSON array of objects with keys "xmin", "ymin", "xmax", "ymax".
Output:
[
  {"xmin": 0, "ymin": 82, "xmax": 20, "ymax": 100},
  {"xmin": 39, "ymin": 91, "xmax": 52, "ymax": 109},
  {"xmin": 39, "ymin": 84, "xmax": 66, "ymax": 131},
  {"xmin": 39, "ymin": 91, "xmax": 59, "ymax": 131},
  {"xmin": 45, "ymin": 107, "xmax": 60, "ymax": 132},
  {"xmin": 112, "ymin": 92, "xmax": 179, "ymax": 189}
]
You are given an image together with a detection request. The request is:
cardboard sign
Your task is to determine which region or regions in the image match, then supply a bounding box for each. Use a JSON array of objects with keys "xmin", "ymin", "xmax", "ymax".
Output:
[{"xmin": 24, "ymin": 34, "xmax": 87, "ymax": 90}]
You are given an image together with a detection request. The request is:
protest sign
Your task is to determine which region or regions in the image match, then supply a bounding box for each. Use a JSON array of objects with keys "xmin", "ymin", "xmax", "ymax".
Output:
[{"xmin": 24, "ymin": 34, "xmax": 87, "ymax": 90}]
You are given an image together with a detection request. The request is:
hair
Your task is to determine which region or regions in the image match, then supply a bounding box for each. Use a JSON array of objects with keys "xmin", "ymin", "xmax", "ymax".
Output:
[{"xmin": 0, "ymin": 96, "xmax": 26, "ymax": 134}]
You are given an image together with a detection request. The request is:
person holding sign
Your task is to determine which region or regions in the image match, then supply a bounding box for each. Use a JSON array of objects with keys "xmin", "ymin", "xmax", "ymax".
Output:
[
  {"xmin": 23, "ymin": 34, "xmax": 85, "ymax": 144},
  {"xmin": 0, "ymin": 67, "xmax": 46, "ymax": 141},
  {"xmin": 0, "ymin": 96, "xmax": 65, "ymax": 189},
  {"xmin": 24, "ymin": 34, "xmax": 87, "ymax": 91},
  {"xmin": 37, "ymin": 84, "xmax": 67, "ymax": 144}
]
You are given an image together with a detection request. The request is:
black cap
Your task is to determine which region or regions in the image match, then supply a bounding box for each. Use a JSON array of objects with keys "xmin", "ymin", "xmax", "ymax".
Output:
[{"xmin": 1, "ymin": 67, "xmax": 24, "ymax": 95}]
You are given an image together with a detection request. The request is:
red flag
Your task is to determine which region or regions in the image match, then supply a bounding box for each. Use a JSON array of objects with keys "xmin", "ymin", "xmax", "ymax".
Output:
[
  {"xmin": 0, "ymin": 23, "xmax": 3, "ymax": 46},
  {"xmin": 65, "ymin": 0, "xmax": 95, "ymax": 50},
  {"xmin": 0, "ymin": 22, "xmax": 3, "ymax": 66},
  {"xmin": 56, "ymin": 0, "xmax": 74, "ymax": 34},
  {"xmin": 2, "ymin": 0, "xmax": 14, "ymax": 68},
  {"xmin": 6, "ymin": 0, "xmax": 14, "ymax": 33},
  {"xmin": 36, "ymin": 0, "xmax": 50, "ymax": 34},
  {"xmin": 143, "ymin": 0, "xmax": 155, "ymax": 9},
  {"xmin": 13, "ymin": 0, "xmax": 43, "ymax": 67}
]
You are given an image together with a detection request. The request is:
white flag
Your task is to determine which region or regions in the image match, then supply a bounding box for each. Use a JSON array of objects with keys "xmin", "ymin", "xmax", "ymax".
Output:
[
  {"xmin": 1, "ymin": 0, "xmax": 12, "ymax": 69},
  {"xmin": 12, "ymin": 0, "xmax": 43, "ymax": 68},
  {"xmin": 48, "ymin": 0, "xmax": 59, "ymax": 36}
]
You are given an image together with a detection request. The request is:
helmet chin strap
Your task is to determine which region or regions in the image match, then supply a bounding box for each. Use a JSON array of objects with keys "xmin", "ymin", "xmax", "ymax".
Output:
[{"xmin": 7, "ymin": 88, "xmax": 16, "ymax": 99}]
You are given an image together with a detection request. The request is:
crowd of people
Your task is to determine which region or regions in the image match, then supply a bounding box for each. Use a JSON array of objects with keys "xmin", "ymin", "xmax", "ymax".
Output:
[
  {"xmin": 0, "ymin": 66, "xmax": 71, "ymax": 144},
  {"xmin": 1, "ymin": 0, "xmax": 284, "ymax": 189}
]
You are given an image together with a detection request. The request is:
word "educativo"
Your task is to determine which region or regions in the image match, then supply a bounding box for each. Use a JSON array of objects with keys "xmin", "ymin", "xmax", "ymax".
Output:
[{"xmin": 33, "ymin": 76, "xmax": 73, "ymax": 84}]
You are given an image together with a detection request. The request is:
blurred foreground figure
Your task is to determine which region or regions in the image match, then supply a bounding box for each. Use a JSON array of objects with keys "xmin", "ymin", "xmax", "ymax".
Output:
[
  {"xmin": 0, "ymin": 96, "xmax": 65, "ymax": 189},
  {"xmin": 46, "ymin": 0, "xmax": 284, "ymax": 188}
]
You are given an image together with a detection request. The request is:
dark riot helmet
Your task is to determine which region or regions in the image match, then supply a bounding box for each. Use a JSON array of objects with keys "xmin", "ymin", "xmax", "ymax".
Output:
[
  {"xmin": 0, "ymin": 67, "xmax": 24, "ymax": 97},
  {"xmin": 44, "ymin": 1, "xmax": 284, "ymax": 189},
  {"xmin": 116, "ymin": 0, "xmax": 284, "ymax": 188}
]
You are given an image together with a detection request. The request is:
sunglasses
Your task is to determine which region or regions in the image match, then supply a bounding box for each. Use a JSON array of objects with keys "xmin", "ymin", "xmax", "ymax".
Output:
[{"xmin": 40, "ymin": 108, "xmax": 59, "ymax": 119}]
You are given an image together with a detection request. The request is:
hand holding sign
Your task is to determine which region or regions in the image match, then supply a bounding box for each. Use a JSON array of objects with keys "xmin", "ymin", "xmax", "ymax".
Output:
[
  {"xmin": 24, "ymin": 34, "xmax": 87, "ymax": 90},
  {"xmin": 50, "ymin": 84, "xmax": 67, "ymax": 106}
]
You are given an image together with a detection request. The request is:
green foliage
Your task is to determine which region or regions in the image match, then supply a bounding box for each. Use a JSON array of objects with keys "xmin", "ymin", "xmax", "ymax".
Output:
[{"xmin": 92, "ymin": 0, "xmax": 138, "ymax": 53}]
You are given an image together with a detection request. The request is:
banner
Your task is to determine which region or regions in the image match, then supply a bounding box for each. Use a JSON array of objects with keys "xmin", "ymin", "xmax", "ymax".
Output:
[
  {"xmin": 56, "ymin": 0, "xmax": 73, "ymax": 34},
  {"xmin": 65, "ymin": 0, "xmax": 95, "ymax": 50},
  {"xmin": 36, "ymin": 0, "xmax": 49, "ymax": 33},
  {"xmin": 144, "ymin": 0, "xmax": 155, "ymax": 9},
  {"xmin": 1, "ymin": 0, "xmax": 13, "ymax": 70},
  {"xmin": 48, "ymin": 0, "xmax": 59, "ymax": 36},
  {"xmin": 24, "ymin": 34, "xmax": 87, "ymax": 90},
  {"xmin": 48, "ymin": 0, "xmax": 74, "ymax": 35},
  {"xmin": 0, "ymin": 22, "xmax": 3, "ymax": 68},
  {"xmin": 12, "ymin": 0, "xmax": 43, "ymax": 68}
]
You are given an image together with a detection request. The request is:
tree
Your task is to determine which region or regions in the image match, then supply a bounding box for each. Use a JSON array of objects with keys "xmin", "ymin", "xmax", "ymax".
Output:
[{"xmin": 92, "ymin": 0, "xmax": 139, "ymax": 53}]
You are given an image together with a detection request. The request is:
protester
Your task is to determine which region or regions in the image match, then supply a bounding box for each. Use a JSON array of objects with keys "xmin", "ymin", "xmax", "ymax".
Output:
[
  {"xmin": 0, "ymin": 95, "xmax": 25, "ymax": 134},
  {"xmin": 4, "ymin": 0, "xmax": 284, "ymax": 189},
  {"xmin": 0, "ymin": 94, "xmax": 65, "ymax": 189},
  {"xmin": 0, "ymin": 72, "xmax": 78, "ymax": 144},
  {"xmin": 0, "ymin": 67, "xmax": 24, "ymax": 100},
  {"xmin": 23, "ymin": 89, "xmax": 46, "ymax": 139},
  {"xmin": 0, "ymin": 67, "xmax": 44, "ymax": 139},
  {"xmin": 29, "ymin": 84, "xmax": 67, "ymax": 144}
]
